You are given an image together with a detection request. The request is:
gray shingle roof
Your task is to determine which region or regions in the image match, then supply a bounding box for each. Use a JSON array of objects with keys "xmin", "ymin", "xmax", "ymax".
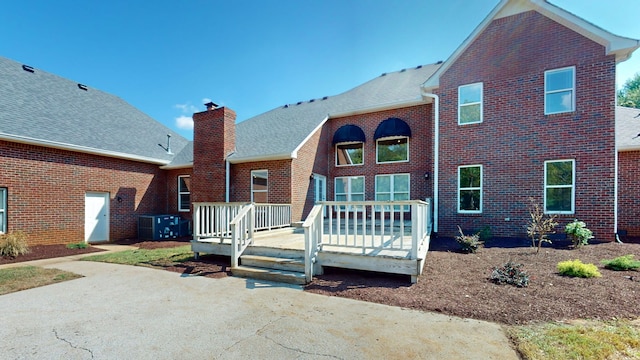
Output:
[
  {"xmin": 0, "ymin": 56, "xmax": 188, "ymax": 164},
  {"xmin": 229, "ymin": 64, "xmax": 441, "ymax": 163},
  {"xmin": 617, "ymin": 106, "xmax": 640, "ymax": 151}
]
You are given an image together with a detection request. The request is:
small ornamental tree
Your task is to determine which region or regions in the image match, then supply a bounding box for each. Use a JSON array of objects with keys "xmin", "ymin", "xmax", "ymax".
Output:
[{"xmin": 526, "ymin": 198, "xmax": 558, "ymax": 253}]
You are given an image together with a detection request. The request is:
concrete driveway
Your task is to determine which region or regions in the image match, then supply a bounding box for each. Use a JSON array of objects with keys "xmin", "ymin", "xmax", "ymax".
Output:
[{"xmin": 0, "ymin": 259, "xmax": 519, "ymax": 359}]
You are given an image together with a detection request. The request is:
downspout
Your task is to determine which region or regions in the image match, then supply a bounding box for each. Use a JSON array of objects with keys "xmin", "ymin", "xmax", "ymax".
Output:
[
  {"xmin": 421, "ymin": 92, "xmax": 439, "ymax": 233},
  {"xmin": 225, "ymin": 151, "xmax": 235, "ymax": 203}
]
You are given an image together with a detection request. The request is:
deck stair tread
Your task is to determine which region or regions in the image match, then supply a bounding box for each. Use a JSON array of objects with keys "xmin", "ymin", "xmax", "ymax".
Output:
[
  {"xmin": 241, "ymin": 254, "xmax": 304, "ymax": 272},
  {"xmin": 231, "ymin": 265, "xmax": 306, "ymax": 285}
]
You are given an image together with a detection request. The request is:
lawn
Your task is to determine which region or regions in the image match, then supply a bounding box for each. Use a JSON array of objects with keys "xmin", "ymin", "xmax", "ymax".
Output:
[{"xmin": 0, "ymin": 266, "xmax": 82, "ymax": 295}]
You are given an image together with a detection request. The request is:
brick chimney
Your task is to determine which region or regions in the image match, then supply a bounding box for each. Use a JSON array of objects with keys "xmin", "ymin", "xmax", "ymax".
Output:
[{"xmin": 192, "ymin": 103, "xmax": 236, "ymax": 203}]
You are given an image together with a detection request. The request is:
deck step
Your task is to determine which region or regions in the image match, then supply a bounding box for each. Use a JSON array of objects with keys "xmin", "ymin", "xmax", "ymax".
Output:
[
  {"xmin": 241, "ymin": 254, "xmax": 304, "ymax": 272},
  {"xmin": 244, "ymin": 246, "xmax": 304, "ymax": 259},
  {"xmin": 231, "ymin": 265, "xmax": 307, "ymax": 285}
]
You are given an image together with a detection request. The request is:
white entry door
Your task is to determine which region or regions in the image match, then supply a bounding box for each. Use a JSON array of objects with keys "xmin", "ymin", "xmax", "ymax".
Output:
[
  {"xmin": 314, "ymin": 174, "xmax": 327, "ymax": 216},
  {"xmin": 85, "ymin": 192, "xmax": 109, "ymax": 243}
]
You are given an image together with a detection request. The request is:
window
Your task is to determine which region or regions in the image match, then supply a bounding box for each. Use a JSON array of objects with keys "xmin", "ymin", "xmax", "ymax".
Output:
[
  {"xmin": 177, "ymin": 176, "xmax": 191, "ymax": 212},
  {"xmin": 375, "ymin": 174, "xmax": 410, "ymax": 211},
  {"xmin": 458, "ymin": 83, "xmax": 483, "ymax": 124},
  {"xmin": 335, "ymin": 176, "xmax": 364, "ymax": 211},
  {"xmin": 458, "ymin": 165, "xmax": 482, "ymax": 213},
  {"xmin": 544, "ymin": 160, "xmax": 574, "ymax": 213},
  {"xmin": 0, "ymin": 188, "xmax": 6, "ymax": 234},
  {"xmin": 336, "ymin": 143, "xmax": 364, "ymax": 166},
  {"xmin": 545, "ymin": 67, "xmax": 575, "ymax": 115},
  {"xmin": 251, "ymin": 170, "xmax": 268, "ymax": 203},
  {"xmin": 377, "ymin": 137, "xmax": 409, "ymax": 163}
]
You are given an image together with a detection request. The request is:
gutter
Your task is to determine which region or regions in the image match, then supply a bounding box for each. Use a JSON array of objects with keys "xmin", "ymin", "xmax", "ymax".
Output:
[
  {"xmin": 0, "ymin": 133, "xmax": 171, "ymax": 165},
  {"xmin": 419, "ymin": 92, "xmax": 439, "ymax": 233}
]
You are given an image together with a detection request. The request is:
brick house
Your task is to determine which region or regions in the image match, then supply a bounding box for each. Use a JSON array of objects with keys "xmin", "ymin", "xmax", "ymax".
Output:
[{"xmin": 2, "ymin": 0, "xmax": 639, "ymax": 246}]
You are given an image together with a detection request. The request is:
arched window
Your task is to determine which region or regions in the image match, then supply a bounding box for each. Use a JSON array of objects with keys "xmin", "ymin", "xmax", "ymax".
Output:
[
  {"xmin": 374, "ymin": 118, "xmax": 411, "ymax": 163},
  {"xmin": 333, "ymin": 124, "xmax": 366, "ymax": 166}
]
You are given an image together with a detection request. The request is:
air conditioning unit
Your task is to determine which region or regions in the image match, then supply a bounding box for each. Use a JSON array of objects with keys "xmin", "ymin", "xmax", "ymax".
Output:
[{"xmin": 138, "ymin": 215, "xmax": 182, "ymax": 240}]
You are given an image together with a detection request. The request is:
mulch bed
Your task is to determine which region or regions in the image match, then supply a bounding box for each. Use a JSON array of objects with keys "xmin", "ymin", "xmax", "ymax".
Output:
[
  {"xmin": 0, "ymin": 244, "xmax": 104, "ymax": 265},
  {"xmin": 4, "ymin": 236, "xmax": 639, "ymax": 326}
]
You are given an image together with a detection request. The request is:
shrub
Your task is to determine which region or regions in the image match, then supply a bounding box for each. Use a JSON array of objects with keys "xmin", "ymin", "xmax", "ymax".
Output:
[
  {"xmin": 0, "ymin": 231, "xmax": 30, "ymax": 258},
  {"xmin": 564, "ymin": 220, "xmax": 594, "ymax": 248},
  {"xmin": 477, "ymin": 225, "xmax": 492, "ymax": 242},
  {"xmin": 490, "ymin": 261, "xmax": 530, "ymax": 287},
  {"xmin": 557, "ymin": 259, "xmax": 601, "ymax": 278},
  {"xmin": 526, "ymin": 198, "xmax": 558, "ymax": 253},
  {"xmin": 66, "ymin": 242, "xmax": 89, "ymax": 250},
  {"xmin": 455, "ymin": 226, "xmax": 483, "ymax": 253},
  {"xmin": 601, "ymin": 255, "xmax": 640, "ymax": 271}
]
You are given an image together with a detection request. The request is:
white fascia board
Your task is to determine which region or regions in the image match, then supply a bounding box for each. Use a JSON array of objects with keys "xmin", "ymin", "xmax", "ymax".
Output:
[
  {"xmin": 227, "ymin": 152, "xmax": 295, "ymax": 164},
  {"xmin": 329, "ymin": 98, "xmax": 428, "ymax": 118},
  {"xmin": 160, "ymin": 163, "xmax": 193, "ymax": 170},
  {"xmin": 0, "ymin": 133, "xmax": 170, "ymax": 165},
  {"xmin": 290, "ymin": 116, "xmax": 329, "ymax": 159},
  {"xmin": 618, "ymin": 145, "xmax": 640, "ymax": 152}
]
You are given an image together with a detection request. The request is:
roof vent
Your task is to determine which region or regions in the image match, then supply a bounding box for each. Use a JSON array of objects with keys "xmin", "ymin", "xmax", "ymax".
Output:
[
  {"xmin": 309, "ymin": 99, "xmax": 315, "ymax": 103},
  {"xmin": 381, "ymin": 73, "xmax": 387, "ymax": 77},
  {"xmin": 158, "ymin": 134, "xmax": 173, "ymax": 154},
  {"xmin": 322, "ymin": 96, "xmax": 328, "ymax": 100},
  {"xmin": 400, "ymin": 68, "xmax": 406, "ymax": 72},
  {"xmin": 416, "ymin": 65, "xmax": 423, "ymax": 69},
  {"xmin": 77, "ymin": 84, "xmax": 88, "ymax": 91},
  {"xmin": 436, "ymin": 60, "xmax": 443, "ymax": 64},
  {"xmin": 22, "ymin": 65, "xmax": 35, "ymax": 73},
  {"xmin": 296, "ymin": 101, "xmax": 302, "ymax": 105},
  {"xmin": 283, "ymin": 104, "xmax": 289, "ymax": 108},
  {"xmin": 205, "ymin": 101, "xmax": 218, "ymax": 111}
]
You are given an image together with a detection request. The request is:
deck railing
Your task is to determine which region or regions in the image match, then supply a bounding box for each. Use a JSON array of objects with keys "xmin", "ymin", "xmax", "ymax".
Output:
[
  {"xmin": 193, "ymin": 202, "xmax": 246, "ymax": 242},
  {"xmin": 253, "ymin": 203, "xmax": 291, "ymax": 231},
  {"xmin": 302, "ymin": 199, "xmax": 432, "ymax": 280},
  {"xmin": 230, "ymin": 204, "xmax": 254, "ymax": 268}
]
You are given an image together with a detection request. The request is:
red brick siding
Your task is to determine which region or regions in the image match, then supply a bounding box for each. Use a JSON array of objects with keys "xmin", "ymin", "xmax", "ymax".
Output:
[
  {"xmin": 192, "ymin": 107, "xmax": 236, "ymax": 203},
  {"xmin": 326, "ymin": 105, "xmax": 434, "ymax": 203},
  {"xmin": 618, "ymin": 150, "xmax": 640, "ymax": 236},
  {"xmin": 0, "ymin": 140, "xmax": 167, "ymax": 245},
  {"xmin": 292, "ymin": 125, "xmax": 330, "ymax": 221},
  {"xmin": 437, "ymin": 11, "xmax": 616, "ymax": 240},
  {"xmin": 230, "ymin": 159, "xmax": 292, "ymax": 205}
]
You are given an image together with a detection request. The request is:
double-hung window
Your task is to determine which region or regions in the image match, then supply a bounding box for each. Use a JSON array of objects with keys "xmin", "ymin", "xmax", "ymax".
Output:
[
  {"xmin": 458, "ymin": 83, "xmax": 483, "ymax": 125},
  {"xmin": 545, "ymin": 67, "xmax": 575, "ymax": 115},
  {"xmin": 251, "ymin": 170, "xmax": 268, "ymax": 203},
  {"xmin": 544, "ymin": 160, "xmax": 575, "ymax": 213},
  {"xmin": 177, "ymin": 175, "xmax": 191, "ymax": 212},
  {"xmin": 458, "ymin": 165, "xmax": 482, "ymax": 213},
  {"xmin": 0, "ymin": 188, "xmax": 6, "ymax": 234},
  {"xmin": 335, "ymin": 176, "xmax": 364, "ymax": 211},
  {"xmin": 375, "ymin": 174, "xmax": 410, "ymax": 211}
]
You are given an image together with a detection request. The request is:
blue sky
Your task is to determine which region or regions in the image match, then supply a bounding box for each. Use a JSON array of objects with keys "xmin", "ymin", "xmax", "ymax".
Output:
[{"xmin": 2, "ymin": 0, "xmax": 639, "ymax": 140}]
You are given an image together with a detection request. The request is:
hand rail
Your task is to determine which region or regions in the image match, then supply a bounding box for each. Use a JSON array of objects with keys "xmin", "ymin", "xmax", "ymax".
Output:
[
  {"xmin": 230, "ymin": 203, "xmax": 255, "ymax": 268},
  {"xmin": 302, "ymin": 204, "xmax": 323, "ymax": 282}
]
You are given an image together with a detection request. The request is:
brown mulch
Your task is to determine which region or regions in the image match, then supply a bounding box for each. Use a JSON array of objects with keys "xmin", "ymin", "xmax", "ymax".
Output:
[
  {"xmin": 0, "ymin": 244, "xmax": 104, "ymax": 265},
  {"xmin": 4, "ymin": 236, "xmax": 639, "ymax": 325}
]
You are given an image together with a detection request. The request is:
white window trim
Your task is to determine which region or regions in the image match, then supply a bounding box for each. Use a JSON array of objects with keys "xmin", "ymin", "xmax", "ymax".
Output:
[
  {"xmin": 251, "ymin": 169, "xmax": 268, "ymax": 203},
  {"xmin": 0, "ymin": 188, "xmax": 6, "ymax": 234},
  {"xmin": 458, "ymin": 82, "xmax": 483, "ymax": 125},
  {"xmin": 376, "ymin": 136, "xmax": 409, "ymax": 164},
  {"xmin": 177, "ymin": 175, "xmax": 190, "ymax": 212},
  {"xmin": 334, "ymin": 176, "xmax": 365, "ymax": 211},
  {"xmin": 458, "ymin": 165, "xmax": 483, "ymax": 214},
  {"xmin": 375, "ymin": 173, "xmax": 410, "ymax": 211},
  {"xmin": 335, "ymin": 142, "xmax": 364, "ymax": 167},
  {"xmin": 544, "ymin": 159, "xmax": 575, "ymax": 214},
  {"xmin": 544, "ymin": 66, "xmax": 575, "ymax": 115}
]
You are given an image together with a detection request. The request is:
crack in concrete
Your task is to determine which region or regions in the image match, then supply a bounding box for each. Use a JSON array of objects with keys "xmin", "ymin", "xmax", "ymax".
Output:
[{"xmin": 52, "ymin": 328, "xmax": 95, "ymax": 359}]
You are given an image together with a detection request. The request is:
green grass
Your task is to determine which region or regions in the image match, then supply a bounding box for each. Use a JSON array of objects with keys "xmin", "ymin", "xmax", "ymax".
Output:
[
  {"xmin": 509, "ymin": 320, "xmax": 640, "ymax": 360},
  {"xmin": 0, "ymin": 266, "xmax": 83, "ymax": 295},
  {"xmin": 81, "ymin": 245, "xmax": 193, "ymax": 267}
]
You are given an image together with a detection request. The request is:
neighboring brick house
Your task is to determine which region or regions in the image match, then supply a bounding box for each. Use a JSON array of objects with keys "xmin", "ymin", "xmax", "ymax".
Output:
[
  {"xmin": 0, "ymin": 56, "xmax": 190, "ymax": 245},
  {"xmin": 2, "ymin": 0, "xmax": 639, "ymax": 246},
  {"xmin": 617, "ymin": 106, "xmax": 640, "ymax": 238}
]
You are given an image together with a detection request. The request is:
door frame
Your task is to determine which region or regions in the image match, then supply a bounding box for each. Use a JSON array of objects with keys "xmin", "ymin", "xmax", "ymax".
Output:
[
  {"xmin": 313, "ymin": 174, "xmax": 327, "ymax": 216},
  {"xmin": 84, "ymin": 191, "xmax": 110, "ymax": 243}
]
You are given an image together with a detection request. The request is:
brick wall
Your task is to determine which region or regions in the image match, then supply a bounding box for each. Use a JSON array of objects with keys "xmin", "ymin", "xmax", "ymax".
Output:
[
  {"xmin": 292, "ymin": 124, "xmax": 330, "ymax": 221},
  {"xmin": 166, "ymin": 168, "xmax": 193, "ymax": 221},
  {"xmin": 618, "ymin": 150, "xmax": 640, "ymax": 236},
  {"xmin": 192, "ymin": 106, "xmax": 235, "ymax": 203},
  {"xmin": 0, "ymin": 140, "xmax": 167, "ymax": 245},
  {"xmin": 437, "ymin": 11, "xmax": 617, "ymax": 240},
  {"xmin": 326, "ymin": 105, "xmax": 434, "ymax": 203},
  {"xmin": 230, "ymin": 159, "xmax": 293, "ymax": 206}
]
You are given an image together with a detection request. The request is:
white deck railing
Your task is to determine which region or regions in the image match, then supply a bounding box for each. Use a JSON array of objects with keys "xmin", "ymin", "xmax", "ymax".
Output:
[
  {"xmin": 302, "ymin": 199, "xmax": 432, "ymax": 281},
  {"xmin": 193, "ymin": 202, "xmax": 292, "ymax": 266}
]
